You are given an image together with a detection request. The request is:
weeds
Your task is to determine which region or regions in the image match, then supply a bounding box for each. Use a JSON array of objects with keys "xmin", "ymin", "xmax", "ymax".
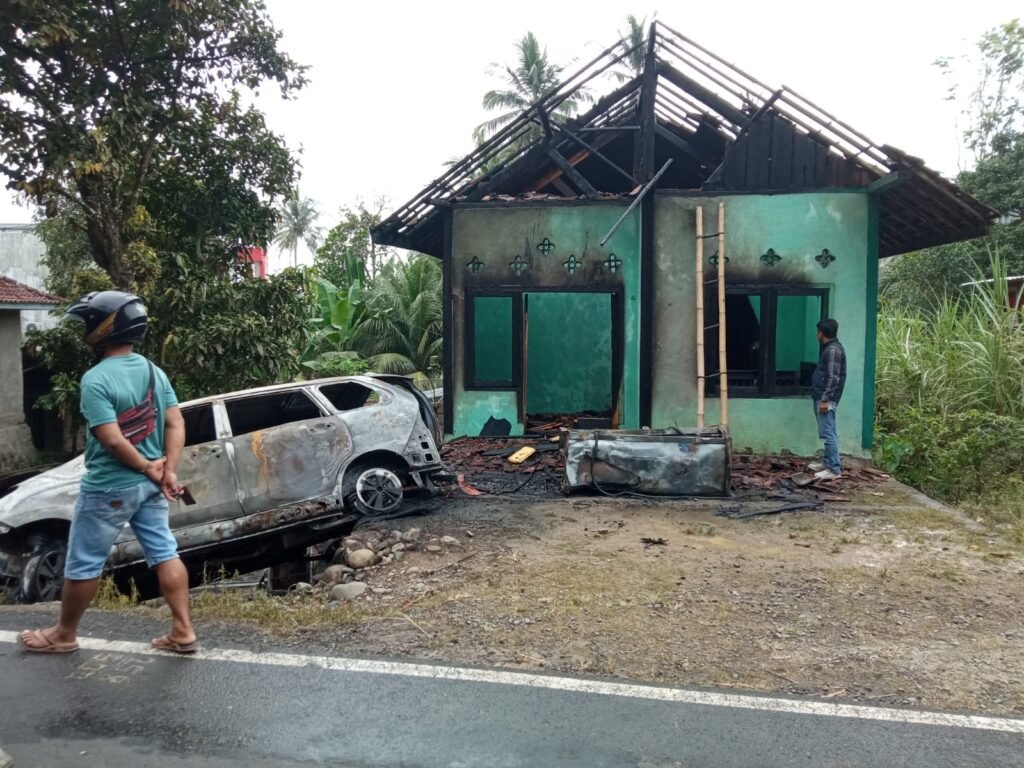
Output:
[{"xmin": 876, "ymin": 252, "xmax": 1024, "ymax": 534}]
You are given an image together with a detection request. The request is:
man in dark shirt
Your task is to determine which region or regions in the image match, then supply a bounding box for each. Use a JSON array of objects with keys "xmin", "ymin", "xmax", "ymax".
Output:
[{"xmin": 808, "ymin": 318, "xmax": 846, "ymax": 480}]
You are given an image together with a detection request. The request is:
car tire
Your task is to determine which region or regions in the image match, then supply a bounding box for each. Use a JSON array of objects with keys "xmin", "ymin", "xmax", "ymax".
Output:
[
  {"xmin": 345, "ymin": 466, "xmax": 405, "ymax": 516},
  {"xmin": 20, "ymin": 539, "xmax": 67, "ymax": 603}
]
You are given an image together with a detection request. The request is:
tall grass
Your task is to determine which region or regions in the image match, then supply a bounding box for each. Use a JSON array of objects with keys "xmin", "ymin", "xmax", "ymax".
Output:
[{"xmin": 875, "ymin": 254, "xmax": 1024, "ymax": 520}]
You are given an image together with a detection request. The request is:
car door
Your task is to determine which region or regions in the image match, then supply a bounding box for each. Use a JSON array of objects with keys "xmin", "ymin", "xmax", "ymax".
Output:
[
  {"xmin": 114, "ymin": 400, "xmax": 243, "ymax": 562},
  {"xmin": 223, "ymin": 387, "xmax": 354, "ymax": 515}
]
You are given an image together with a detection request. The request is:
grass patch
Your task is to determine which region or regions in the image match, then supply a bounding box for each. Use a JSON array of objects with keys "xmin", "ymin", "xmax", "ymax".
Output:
[
  {"xmin": 189, "ymin": 587, "xmax": 366, "ymax": 632},
  {"xmin": 93, "ymin": 576, "xmax": 139, "ymax": 609}
]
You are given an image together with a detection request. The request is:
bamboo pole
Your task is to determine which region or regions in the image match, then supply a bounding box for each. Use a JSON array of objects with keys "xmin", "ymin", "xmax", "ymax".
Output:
[
  {"xmin": 695, "ymin": 206, "xmax": 705, "ymax": 429},
  {"xmin": 717, "ymin": 203, "xmax": 729, "ymax": 427}
]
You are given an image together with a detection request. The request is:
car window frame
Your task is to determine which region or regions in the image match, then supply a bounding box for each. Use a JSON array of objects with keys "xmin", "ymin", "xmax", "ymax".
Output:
[{"xmin": 218, "ymin": 388, "xmax": 329, "ymax": 438}]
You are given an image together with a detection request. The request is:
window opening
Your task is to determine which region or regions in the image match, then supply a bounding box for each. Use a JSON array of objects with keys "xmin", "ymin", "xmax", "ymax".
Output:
[
  {"xmin": 225, "ymin": 390, "xmax": 323, "ymax": 437},
  {"xmin": 181, "ymin": 404, "xmax": 217, "ymax": 446},
  {"xmin": 319, "ymin": 382, "xmax": 380, "ymax": 411}
]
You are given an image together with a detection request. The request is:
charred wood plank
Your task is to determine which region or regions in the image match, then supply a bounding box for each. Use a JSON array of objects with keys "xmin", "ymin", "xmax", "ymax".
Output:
[{"xmin": 547, "ymin": 149, "xmax": 599, "ymax": 197}]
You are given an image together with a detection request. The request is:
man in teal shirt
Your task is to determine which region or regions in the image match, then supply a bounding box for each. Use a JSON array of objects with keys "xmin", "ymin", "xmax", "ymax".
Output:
[{"xmin": 21, "ymin": 291, "xmax": 197, "ymax": 654}]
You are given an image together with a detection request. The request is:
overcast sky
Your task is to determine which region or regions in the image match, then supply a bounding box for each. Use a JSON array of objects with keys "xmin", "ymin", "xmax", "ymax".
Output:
[{"xmin": 1, "ymin": 1, "xmax": 1019, "ymax": 270}]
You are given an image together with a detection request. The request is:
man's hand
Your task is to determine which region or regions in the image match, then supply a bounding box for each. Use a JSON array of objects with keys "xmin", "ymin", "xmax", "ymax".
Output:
[
  {"xmin": 143, "ymin": 456, "xmax": 167, "ymax": 485},
  {"xmin": 161, "ymin": 470, "xmax": 184, "ymax": 502},
  {"xmin": 818, "ymin": 401, "xmax": 830, "ymax": 414}
]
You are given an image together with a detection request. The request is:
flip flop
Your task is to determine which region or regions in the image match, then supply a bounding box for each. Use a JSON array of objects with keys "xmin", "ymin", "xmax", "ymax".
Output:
[
  {"xmin": 19, "ymin": 628, "xmax": 79, "ymax": 654},
  {"xmin": 151, "ymin": 634, "xmax": 198, "ymax": 655}
]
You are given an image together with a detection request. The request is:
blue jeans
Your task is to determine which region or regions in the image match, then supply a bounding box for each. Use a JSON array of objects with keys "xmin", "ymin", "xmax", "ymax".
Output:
[
  {"xmin": 65, "ymin": 480, "xmax": 180, "ymax": 580},
  {"xmin": 813, "ymin": 400, "xmax": 841, "ymax": 474}
]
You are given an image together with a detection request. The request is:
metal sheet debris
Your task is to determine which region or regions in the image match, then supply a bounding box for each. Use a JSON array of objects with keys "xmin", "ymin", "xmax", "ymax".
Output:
[{"xmin": 563, "ymin": 427, "xmax": 732, "ymax": 497}]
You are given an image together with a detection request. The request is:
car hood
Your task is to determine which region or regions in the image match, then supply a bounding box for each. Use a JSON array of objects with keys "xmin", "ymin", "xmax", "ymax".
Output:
[{"xmin": 0, "ymin": 456, "xmax": 84, "ymax": 530}]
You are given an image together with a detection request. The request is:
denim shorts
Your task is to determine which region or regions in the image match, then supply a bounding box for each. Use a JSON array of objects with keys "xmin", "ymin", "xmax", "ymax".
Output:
[{"xmin": 65, "ymin": 480, "xmax": 180, "ymax": 580}]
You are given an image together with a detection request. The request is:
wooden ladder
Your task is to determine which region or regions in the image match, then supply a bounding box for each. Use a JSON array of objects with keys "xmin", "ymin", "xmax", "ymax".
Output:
[{"xmin": 695, "ymin": 203, "xmax": 729, "ymax": 429}]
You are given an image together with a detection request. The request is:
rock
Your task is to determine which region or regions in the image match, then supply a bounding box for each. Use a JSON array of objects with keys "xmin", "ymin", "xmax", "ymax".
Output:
[
  {"xmin": 391, "ymin": 542, "xmax": 406, "ymax": 552},
  {"xmin": 321, "ymin": 564, "xmax": 352, "ymax": 584},
  {"xmin": 401, "ymin": 528, "xmax": 422, "ymax": 543},
  {"xmin": 440, "ymin": 535, "xmax": 459, "ymax": 546},
  {"xmin": 342, "ymin": 537, "xmax": 364, "ymax": 551},
  {"xmin": 390, "ymin": 530, "xmax": 403, "ymax": 540},
  {"xmin": 426, "ymin": 544, "xmax": 443, "ymax": 554},
  {"xmin": 291, "ymin": 581, "xmax": 314, "ymax": 594},
  {"xmin": 331, "ymin": 582, "xmax": 368, "ymax": 601},
  {"xmin": 406, "ymin": 566, "xmax": 421, "ymax": 574},
  {"xmin": 383, "ymin": 555, "xmax": 394, "ymax": 564},
  {"xmin": 379, "ymin": 537, "xmax": 400, "ymax": 550},
  {"xmin": 346, "ymin": 548, "xmax": 380, "ymax": 569},
  {"xmin": 332, "ymin": 548, "xmax": 351, "ymax": 565},
  {"xmin": 394, "ymin": 550, "xmax": 405, "ymax": 561}
]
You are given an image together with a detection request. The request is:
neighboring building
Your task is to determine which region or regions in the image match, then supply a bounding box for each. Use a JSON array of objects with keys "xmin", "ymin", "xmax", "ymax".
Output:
[
  {"xmin": 373, "ymin": 24, "xmax": 996, "ymax": 456},
  {"xmin": 0, "ymin": 223, "xmax": 56, "ymax": 338},
  {"xmin": 0, "ymin": 276, "xmax": 61, "ymax": 472},
  {"xmin": 239, "ymin": 246, "xmax": 268, "ymax": 279}
]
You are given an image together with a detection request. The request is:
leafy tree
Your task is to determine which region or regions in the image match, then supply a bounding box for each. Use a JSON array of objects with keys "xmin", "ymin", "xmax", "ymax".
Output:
[
  {"xmin": 0, "ymin": 0, "xmax": 306, "ymax": 290},
  {"xmin": 351, "ymin": 256, "xmax": 442, "ymax": 384},
  {"xmin": 882, "ymin": 20, "xmax": 1024, "ymax": 309},
  {"xmin": 274, "ymin": 192, "xmax": 322, "ymax": 268},
  {"xmin": 473, "ymin": 32, "xmax": 588, "ymax": 148},
  {"xmin": 936, "ymin": 19, "xmax": 1024, "ymax": 162},
  {"xmin": 315, "ymin": 199, "xmax": 393, "ymax": 284}
]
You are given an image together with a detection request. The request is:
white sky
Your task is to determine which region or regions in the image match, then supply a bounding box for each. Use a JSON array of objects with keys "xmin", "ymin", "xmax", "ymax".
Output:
[{"xmin": 1, "ymin": 0, "xmax": 1020, "ymax": 272}]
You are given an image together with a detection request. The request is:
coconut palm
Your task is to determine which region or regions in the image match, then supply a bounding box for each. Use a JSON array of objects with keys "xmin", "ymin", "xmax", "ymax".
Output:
[
  {"xmin": 613, "ymin": 15, "xmax": 649, "ymax": 83},
  {"xmin": 274, "ymin": 193, "xmax": 322, "ymax": 268},
  {"xmin": 473, "ymin": 32, "xmax": 588, "ymax": 149},
  {"xmin": 351, "ymin": 256, "xmax": 443, "ymax": 385}
]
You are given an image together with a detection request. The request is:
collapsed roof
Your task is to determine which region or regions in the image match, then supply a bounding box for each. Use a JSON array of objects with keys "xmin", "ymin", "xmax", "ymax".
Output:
[{"xmin": 373, "ymin": 23, "xmax": 997, "ymax": 259}]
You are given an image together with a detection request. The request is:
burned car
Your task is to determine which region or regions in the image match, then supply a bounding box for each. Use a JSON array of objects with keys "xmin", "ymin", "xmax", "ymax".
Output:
[{"xmin": 0, "ymin": 375, "xmax": 443, "ymax": 603}]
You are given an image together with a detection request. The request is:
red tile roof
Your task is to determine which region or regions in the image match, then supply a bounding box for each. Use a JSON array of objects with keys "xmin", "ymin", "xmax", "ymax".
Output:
[{"xmin": 0, "ymin": 275, "xmax": 62, "ymax": 306}]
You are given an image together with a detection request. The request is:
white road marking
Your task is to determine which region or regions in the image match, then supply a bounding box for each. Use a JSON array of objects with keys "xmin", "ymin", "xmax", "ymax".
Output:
[{"xmin": 2, "ymin": 629, "xmax": 1023, "ymax": 734}]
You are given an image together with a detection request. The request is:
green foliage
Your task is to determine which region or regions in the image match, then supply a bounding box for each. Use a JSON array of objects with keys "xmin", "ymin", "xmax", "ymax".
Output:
[
  {"xmin": 155, "ymin": 266, "xmax": 314, "ymax": 400},
  {"xmin": 0, "ymin": 0, "xmax": 306, "ymax": 290},
  {"xmin": 883, "ymin": 20, "xmax": 1024, "ymax": 309},
  {"xmin": 613, "ymin": 15, "xmax": 648, "ymax": 83},
  {"xmin": 315, "ymin": 200, "xmax": 392, "ymax": 284},
  {"xmin": 936, "ymin": 19, "xmax": 1024, "ymax": 162},
  {"xmin": 473, "ymin": 31, "xmax": 589, "ymax": 148},
  {"xmin": 351, "ymin": 256, "xmax": 443, "ymax": 385},
  {"xmin": 274, "ymin": 193, "xmax": 322, "ymax": 268},
  {"xmin": 875, "ymin": 255, "xmax": 1024, "ymax": 505},
  {"xmin": 301, "ymin": 276, "xmax": 368, "ymax": 377}
]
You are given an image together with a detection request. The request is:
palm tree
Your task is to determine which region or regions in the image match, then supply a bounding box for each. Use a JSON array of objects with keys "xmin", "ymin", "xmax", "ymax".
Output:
[
  {"xmin": 473, "ymin": 32, "xmax": 588, "ymax": 150},
  {"xmin": 351, "ymin": 256, "xmax": 443, "ymax": 385},
  {"xmin": 274, "ymin": 193, "xmax": 322, "ymax": 268},
  {"xmin": 613, "ymin": 15, "xmax": 649, "ymax": 83}
]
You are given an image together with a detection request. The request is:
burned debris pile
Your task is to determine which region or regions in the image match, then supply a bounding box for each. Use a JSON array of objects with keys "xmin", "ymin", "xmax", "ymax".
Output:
[{"xmin": 440, "ymin": 436, "xmax": 565, "ymax": 497}]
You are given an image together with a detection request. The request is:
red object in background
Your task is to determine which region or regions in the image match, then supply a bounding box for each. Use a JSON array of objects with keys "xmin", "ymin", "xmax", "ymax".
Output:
[{"xmin": 238, "ymin": 246, "xmax": 268, "ymax": 279}]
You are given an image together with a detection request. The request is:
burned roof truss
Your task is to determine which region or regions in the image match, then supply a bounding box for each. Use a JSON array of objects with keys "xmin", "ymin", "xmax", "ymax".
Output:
[{"xmin": 374, "ymin": 23, "xmax": 996, "ymax": 258}]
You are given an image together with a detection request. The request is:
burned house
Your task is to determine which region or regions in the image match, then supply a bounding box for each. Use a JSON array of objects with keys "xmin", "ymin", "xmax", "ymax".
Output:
[{"xmin": 373, "ymin": 24, "xmax": 995, "ymax": 457}]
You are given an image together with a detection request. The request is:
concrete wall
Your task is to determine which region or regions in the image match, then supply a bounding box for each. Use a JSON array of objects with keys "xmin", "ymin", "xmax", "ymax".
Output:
[
  {"xmin": 0, "ymin": 310, "xmax": 37, "ymax": 471},
  {"xmin": 0, "ymin": 224, "xmax": 54, "ymax": 337},
  {"xmin": 450, "ymin": 203, "xmax": 641, "ymax": 437},
  {"xmin": 652, "ymin": 191, "xmax": 874, "ymax": 457}
]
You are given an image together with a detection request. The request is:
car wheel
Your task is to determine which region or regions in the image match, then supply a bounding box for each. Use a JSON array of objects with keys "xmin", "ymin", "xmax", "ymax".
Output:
[
  {"xmin": 21, "ymin": 540, "xmax": 67, "ymax": 603},
  {"xmin": 349, "ymin": 467, "xmax": 404, "ymax": 516}
]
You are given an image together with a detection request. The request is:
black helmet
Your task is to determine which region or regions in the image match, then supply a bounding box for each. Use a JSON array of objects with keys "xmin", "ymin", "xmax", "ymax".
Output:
[{"xmin": 65, "ymin": 290, "xmax": 148, "ymax": 348}]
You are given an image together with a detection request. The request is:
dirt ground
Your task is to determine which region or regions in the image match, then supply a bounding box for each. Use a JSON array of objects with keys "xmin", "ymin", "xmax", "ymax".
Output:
[{"xmin": 166, "ymin": 479, "xmax": 1024, "ymax": 718}]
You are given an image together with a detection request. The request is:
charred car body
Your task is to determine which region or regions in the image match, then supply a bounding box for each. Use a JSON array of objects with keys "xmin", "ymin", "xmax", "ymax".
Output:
[{"xmin": 0, "ymin": 375, "xmax": 443, "ymax": 602}]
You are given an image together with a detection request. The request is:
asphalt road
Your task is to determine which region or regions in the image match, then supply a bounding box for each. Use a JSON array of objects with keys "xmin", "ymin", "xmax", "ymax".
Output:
[{"xmin": 0, "ymin": 611, "xmax": 1021, "ymax": 768}]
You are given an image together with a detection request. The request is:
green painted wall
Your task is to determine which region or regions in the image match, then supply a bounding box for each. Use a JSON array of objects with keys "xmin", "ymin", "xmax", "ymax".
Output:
[
  {"xmin": 472, "ymin": 296, "xmax": 514, "ymax": 384},
  {"xmin": 526, "ymin": 292, "xmax": 612, "ymax": 414},
  {"xmin": 453, "ymin": 390, "xmax": 524, "ymax": 437},
  {"xmin": 450, "ymin": 203, "xmax": 641, "ymax": 437},
  {"xmin": 652, "ymin": 192, "xmax": 871, "ymax": 457}
]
